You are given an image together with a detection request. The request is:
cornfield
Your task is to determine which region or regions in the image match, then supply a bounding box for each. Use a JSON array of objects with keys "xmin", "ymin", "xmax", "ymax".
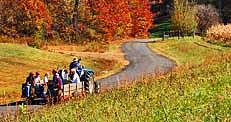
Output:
[{"xmin": 206, "ymin": 24, "xmax": 231, "ymax": 45}]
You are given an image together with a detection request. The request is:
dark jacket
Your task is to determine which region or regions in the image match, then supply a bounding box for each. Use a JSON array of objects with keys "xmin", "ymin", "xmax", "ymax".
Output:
[
  {"xmin": 26, "ymin": 76, "xmax": 34, "ymax": 86},
  {"xmin": 69, "ymin": 61, "xmax": 80, "ymax": 71}
]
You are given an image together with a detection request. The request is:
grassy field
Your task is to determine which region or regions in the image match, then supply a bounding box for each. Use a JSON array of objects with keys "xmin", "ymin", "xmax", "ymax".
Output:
[
  {"xmin": 3, "ymin": 37, "xmax": 231, "ymax": 121},
  {"xmin": 0, "ymin": 43, "xmax": 123, "ymax": 103},
  {"xmin": 9, "ymin": 50, "xmax": 231, "ymax": 121},
  {"xmin": 148, "ymin": 36, "xmax": 230, "ymax": 65}
]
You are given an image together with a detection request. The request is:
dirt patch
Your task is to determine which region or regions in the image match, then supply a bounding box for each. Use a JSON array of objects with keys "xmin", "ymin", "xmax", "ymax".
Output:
[
  {"xmin": 97, "ymin": 59, "xmax": 116, "ymax": 71},
  {"xmin": 92, "ymin": 59, "xmax": 118, "ymax": 76}
]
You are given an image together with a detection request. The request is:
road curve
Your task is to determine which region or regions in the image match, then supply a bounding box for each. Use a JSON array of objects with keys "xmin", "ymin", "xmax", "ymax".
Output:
[
  {"xmin": 98, "ymin": 39, "xmax": 175, "ymax": 89},
  {"xmin": 0, "ymin": 39, "xmax": 176, "ymax": 117}
]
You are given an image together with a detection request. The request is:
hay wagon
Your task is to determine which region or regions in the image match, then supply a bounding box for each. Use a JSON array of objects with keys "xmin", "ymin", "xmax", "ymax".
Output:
[{"xmin": 22, "ymin": 68, "xmax": 101, "ymax": 104}]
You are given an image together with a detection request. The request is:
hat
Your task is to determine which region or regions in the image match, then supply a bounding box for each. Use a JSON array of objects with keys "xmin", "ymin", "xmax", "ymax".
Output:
[{"xmin": 73, "ymin": 58, "xmax": 78, "ymax": 61}]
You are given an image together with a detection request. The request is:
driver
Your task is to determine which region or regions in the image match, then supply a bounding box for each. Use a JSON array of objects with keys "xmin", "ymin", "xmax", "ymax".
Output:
[{"xmin": 69, "ymin": 58, "xmax": 81, "ymax": 72}]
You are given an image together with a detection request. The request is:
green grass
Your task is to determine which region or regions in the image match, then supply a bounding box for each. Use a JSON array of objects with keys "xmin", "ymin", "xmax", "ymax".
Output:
[
  {"xmin": 148, "ymin": 36, "xmax": 230, "ymax": 65},
  {"xmin": 0, "ymin": 43, "xmax": 121, "ymax": 103},
  {"xmin": 11, "ymin": 53, "xmax": 231, "ymax": 121},
  {"xmin": 150, "ymin": 20, "xmax": 171, "ymax": 38}
]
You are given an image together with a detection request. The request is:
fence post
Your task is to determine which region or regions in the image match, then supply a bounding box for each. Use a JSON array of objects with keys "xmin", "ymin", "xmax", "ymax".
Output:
[{"xmin": 193, "ymin": 30, "xmax": 195, "ymax": 38}]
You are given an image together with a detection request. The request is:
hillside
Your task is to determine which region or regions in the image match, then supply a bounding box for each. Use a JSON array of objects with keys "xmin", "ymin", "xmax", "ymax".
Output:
[
  {"xmin": 0, "ymin": 43, "xmax": 122, "ymax": 103},
  {"xmin": 7, "ymin": 39, "xmax": 231, "ymax": 121}
]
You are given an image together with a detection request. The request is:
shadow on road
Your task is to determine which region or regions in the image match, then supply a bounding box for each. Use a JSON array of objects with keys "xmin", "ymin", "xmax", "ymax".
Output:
[{"xmin": 133, "ymin": 40, "xmax": 157, "ymax": 44}]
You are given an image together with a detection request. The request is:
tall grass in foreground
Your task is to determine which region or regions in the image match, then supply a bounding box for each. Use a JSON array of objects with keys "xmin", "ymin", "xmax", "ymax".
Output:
[{"xmin": 3, "ymin": 52, "xmax": 231, "ymax": 121}]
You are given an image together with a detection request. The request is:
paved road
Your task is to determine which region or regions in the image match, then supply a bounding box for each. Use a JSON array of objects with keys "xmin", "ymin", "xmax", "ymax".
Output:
[
  {"xmin": 98, "ymin": 39, "xmax": 175, "ymax": 89},
  {"xmin": 0, "ymin": 39, "xmax": 176, "ymax": 117}
]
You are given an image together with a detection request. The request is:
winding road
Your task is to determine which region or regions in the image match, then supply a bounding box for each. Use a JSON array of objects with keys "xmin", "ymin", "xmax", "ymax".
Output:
[
  {"xmin": 99, "ymin": 39, "xmax": 175, "ymax": 89},
  {"xmin": 0, "ymin": 39, "xmax": 175, "ymax": 117}
]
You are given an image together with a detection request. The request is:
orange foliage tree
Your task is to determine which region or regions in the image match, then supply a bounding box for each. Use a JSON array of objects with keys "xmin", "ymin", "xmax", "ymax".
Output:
[
  {"xmin": 0, "ymin": 0, "xmax": 55, "ymax": 37},
  {"xmin": 17, "ymin": 0, "xmax": 55, "ymax": 33},
  {"xmin": 89, "ymin": 0, "xmax": 154, "ymax": 40},
  {"xmin": 1, "ymin": 0, "xmax": 155, "ymax": 42},
  {"xmin": 129, "ymin": 0, "xmax": 154, "ymax": 37}
]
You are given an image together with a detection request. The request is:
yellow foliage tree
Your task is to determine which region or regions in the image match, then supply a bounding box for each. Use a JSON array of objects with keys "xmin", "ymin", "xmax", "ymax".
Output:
[{"xmin": 171, "ymin": 0, "xmax": 197, "ymax": 33}]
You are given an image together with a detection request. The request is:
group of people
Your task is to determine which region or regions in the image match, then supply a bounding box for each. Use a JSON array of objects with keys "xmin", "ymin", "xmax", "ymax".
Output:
[{"xmin": 24, "ymin": 58, "xmax": 83, "ymax": 98}]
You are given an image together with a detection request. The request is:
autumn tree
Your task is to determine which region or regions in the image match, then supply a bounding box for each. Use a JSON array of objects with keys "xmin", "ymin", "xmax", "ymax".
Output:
[
  {"xmin": 90, "ymin": 0, "xmax": 153, "ymax": 40},
  {"xmin": 196, "ymin": 4, "xmax": 220, "ymax": 34},
  {"xmin": 0, "ymin": 0, "xmax": 55, "ymax": 39},
  {"xmin": 196, "ymin": 0, "xmax": 231, "ymax": 24},
  {"xmin": 0, "ymin": 0, "xmax": 36, "ymax": 37},
  {"xmin": 129, "ymin": 0, "xmax": 154, "ymax": 37},
  {"xmin": 18, "ymin": 0, "xmax": 53, "ymax": 33},
  {"xmin": 171, "ymin": 0, "xmax": 198, "ymax": 33},
  {"xmin": 0, "ymin": 0, "xmax": 155, "ymax": 42}
]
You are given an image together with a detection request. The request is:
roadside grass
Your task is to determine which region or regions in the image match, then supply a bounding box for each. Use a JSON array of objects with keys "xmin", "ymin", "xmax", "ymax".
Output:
[
  {"xmin": 45, "ymin": 41, "xmax": 109, "ymax": 53},
  {"xmin": 148, "ymin": 36, "xmax": 230, "ymax": 65},
  {"xmin": 45, "ymin": 39, "xmax": 127, "ymax": 53},
  {"xmin": 0, "ymin": 43, "xmax": 122, "ymax": 103},
  {"xmin": 10, "ymin": 52, "xmax": 231, "ymax": 121}
]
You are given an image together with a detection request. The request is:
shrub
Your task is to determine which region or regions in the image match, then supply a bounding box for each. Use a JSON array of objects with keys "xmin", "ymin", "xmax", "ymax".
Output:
[
  {"xmin": 206, "ymin": 24, "xmax": 231, "ymax": 45},
  {"xmin": 196, "ymin": 4, "xmax": 221, "ymax": 34}
]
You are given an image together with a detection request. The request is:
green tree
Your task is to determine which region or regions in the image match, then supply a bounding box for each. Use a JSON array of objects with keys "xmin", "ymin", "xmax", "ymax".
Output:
[{"xmin": 171, "ymin": 0, "xmax": 198, "ymax": 34}]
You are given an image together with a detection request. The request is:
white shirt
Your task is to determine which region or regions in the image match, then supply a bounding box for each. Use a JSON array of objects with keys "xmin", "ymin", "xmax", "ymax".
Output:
[
  {"xmin": 63, "ymin": 73, "xmax": 68, "ymax": 80},
  {"xmin": 34, "ymin": 76, "xmax": 41, "ymax": 85},
  {"xmin": 72, "ymin": 73, "xmax": 80, "ymax": 83},
  {"xmin": 44, "ymin": 76, "xmax": 48, "ymax": 83}
]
